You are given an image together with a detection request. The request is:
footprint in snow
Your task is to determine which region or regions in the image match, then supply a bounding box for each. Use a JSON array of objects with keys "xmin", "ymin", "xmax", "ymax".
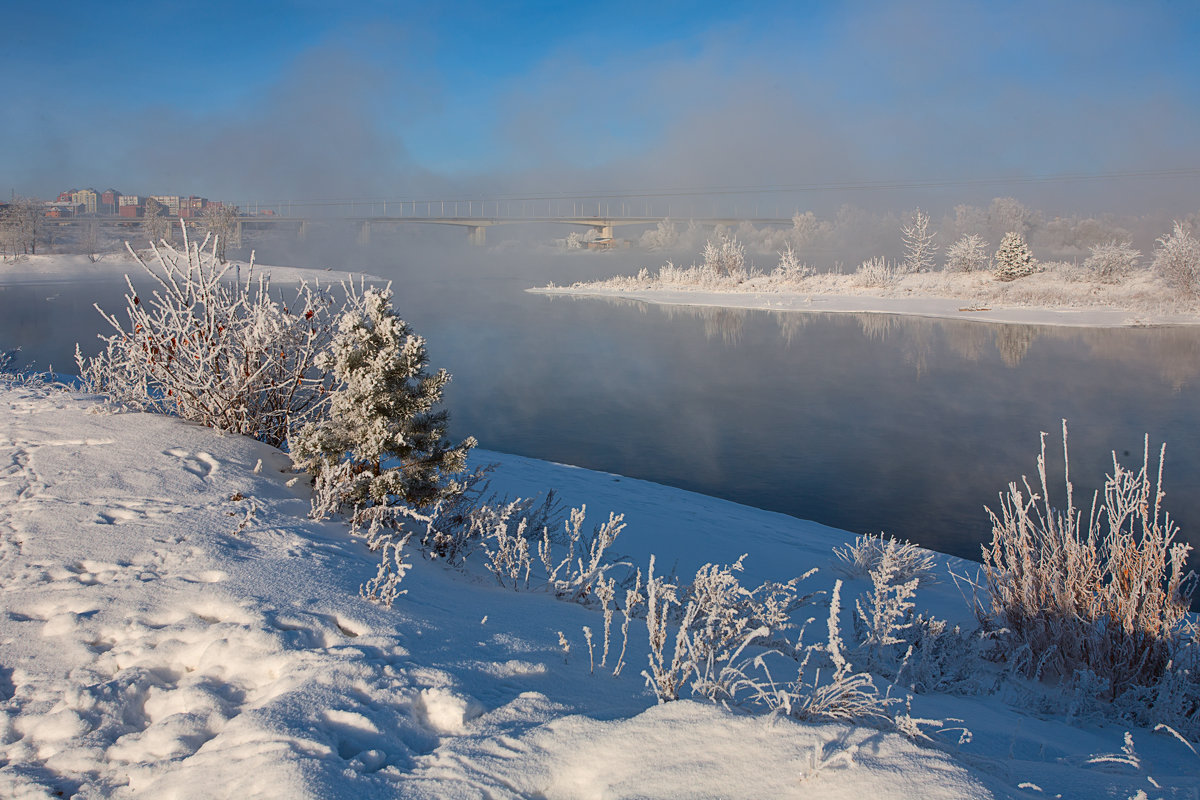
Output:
[{"xmin": 163, "ymin": 448, "xmax": 220, "ymax": 479}]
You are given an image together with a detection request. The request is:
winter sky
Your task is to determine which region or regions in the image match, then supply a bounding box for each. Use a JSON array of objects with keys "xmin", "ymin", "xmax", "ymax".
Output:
[{"xmin": 4, "ymin": 0, "xmax": 1199, "ymax": 213}]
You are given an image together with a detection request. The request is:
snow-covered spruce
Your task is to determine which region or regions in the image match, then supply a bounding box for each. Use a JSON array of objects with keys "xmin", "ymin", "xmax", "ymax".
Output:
[
  {"xmin": 290, "ymin": 285, "xmax": 475, "ymax": 520},
  {"xmin": 992, "ymin": 231, "xmax": 1037, "ymax": 282}
]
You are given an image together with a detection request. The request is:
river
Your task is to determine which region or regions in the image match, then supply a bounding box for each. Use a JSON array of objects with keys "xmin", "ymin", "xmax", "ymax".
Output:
[{"xmin": 4, "ymin": 237, "xmax": 1199, "ymax": 565}]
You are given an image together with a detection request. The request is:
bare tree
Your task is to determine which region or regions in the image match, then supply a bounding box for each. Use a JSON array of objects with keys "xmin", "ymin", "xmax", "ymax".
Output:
[
  {"xmin": 945, "ymin": 233, "xmax": 989, "ymax": 273},
  {"xmin": 142, "ymin": 198, "xmax": 171, "ymax": 244},
  {"xmin": 1152, "ymin": 221, "xmax": 1200, "ymax": 295},
  {"xmin": 1, "ymin": 197, "xmax": 45, "ymax": 256},
  {"xmin": 81, "ymin": 221, "xmax": 106, "ymax": 262},
  {"xmin": 201, "ymin": 204, "xmax": 241, "ymax": 263},
  {"xmin": 900, "ymin": 208, "xmax": 937, "ymax": 273}
]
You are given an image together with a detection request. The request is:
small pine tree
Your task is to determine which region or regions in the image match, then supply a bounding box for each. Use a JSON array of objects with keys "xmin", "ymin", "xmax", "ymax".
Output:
[
  {"xmin": 900, "ymin": 208, "xmax": 937, "ymax": 273},
  {"xmin": 291, "ymin": 286, "xmax": 476, "ymax": 517},
  {"xmin": 993, "ymin": 231, "xmax": 1036, "ymax": 282}
]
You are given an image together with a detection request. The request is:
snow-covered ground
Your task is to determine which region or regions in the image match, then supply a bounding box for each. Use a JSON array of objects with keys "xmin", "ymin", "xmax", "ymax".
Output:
[
  {"xmin": 533, "ymin": 266, "xmax": 1200, "ymax": 328},
  {"xmin": 2, "ymin": 378, "xmax": 1197, "ymax": 799},
  {"xmin": 0, "ymin": 253, "xmax": 375, "ymax": 286}
]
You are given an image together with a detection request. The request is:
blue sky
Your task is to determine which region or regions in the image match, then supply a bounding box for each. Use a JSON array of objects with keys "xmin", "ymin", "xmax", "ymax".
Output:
[{"xmin": 3, "ymin": 0, "xmax": 1198, "ymax": 213}]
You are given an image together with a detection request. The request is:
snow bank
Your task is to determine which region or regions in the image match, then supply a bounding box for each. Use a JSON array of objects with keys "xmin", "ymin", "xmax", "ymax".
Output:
[
  {"xmin": 1, "ymin": 381, "xmax": 1195, "ymax": 798},
  {"xmin": 0, "ymin": 253, "xmax": 378, "ymax": 286},
  {"xmin": 531, "ymin": 285, "xmax": 1200, "ymax": 328}
]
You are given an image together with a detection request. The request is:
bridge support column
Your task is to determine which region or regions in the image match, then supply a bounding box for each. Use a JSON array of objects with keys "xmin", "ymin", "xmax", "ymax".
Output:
[
  {"xmin": 358, "ymin": 221, "xmax": 371, "ymax": 246},
  {"xmin": 593, "ymin": 223, "xmax": 614, "ymax": 239},
  {"xmin": 298, "ymin": 220, "xmax": 308, "ymax": 241},
  {"xmin": 468, "ymin": 226, "xmax": 486, "ymax": 246}
]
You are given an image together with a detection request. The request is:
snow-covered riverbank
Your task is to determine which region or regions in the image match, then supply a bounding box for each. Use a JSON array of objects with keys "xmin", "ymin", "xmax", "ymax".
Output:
[
  {"xmin": 532, "ymin": 259, "xmax": 1200, "ymax": 328},
  {"xmin": 0, "ymin": 253, "xmax": 378, "ymax": 286},
  {"xmin": 531, "ymin": 285, "xmax": 1200, "ymax": 328},
  {"xmin": 2, "ymin": 379, "xmax": 1196, "ymax": 798}
]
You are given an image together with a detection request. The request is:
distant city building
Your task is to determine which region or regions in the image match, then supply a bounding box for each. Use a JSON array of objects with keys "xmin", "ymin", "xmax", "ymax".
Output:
[
  {"xmin": 119, "ymin": 195, "xmax": 142, "ymax": 218},
  {"xmin": 180, "ymin": 195, "xmax": 207, "ymax": 218},
  {"xmin": 51, "ymin": 186, "xmax": 230, "ymax": 219},
  {"xmin": 100, "ymin": 188, "xmax": 122, "ymax": 214},
  {"xmin": 150, "ymin": 195, "xmax": 180, "ymax": 216},
  {"xmin": 71, "ymin": 188, "xmax": 99, "ymax": 215},
  {"xmin": 44, "ymin": 201, "xmax": 81, "ymax": 218}
]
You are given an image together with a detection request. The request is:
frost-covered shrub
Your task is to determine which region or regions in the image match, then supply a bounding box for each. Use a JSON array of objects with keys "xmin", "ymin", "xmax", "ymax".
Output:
[
  {"xmin": 1152, "ymin": 221, "xmax": 1200, "ymax": 295},
  {"xmin": 421, "ymin": 481, "xmax": 559, "ymax": 566},
  {"xmin": 290, "ymin": 286, "xmax": 475, "ymax": 519},
  {"xmin": 898, "ymin": 615, "xmax": 991, "ymax": 695},
  {"xmin": 944, "ymin": 234, "xmax": 989, "ymax": 273},
  {"xmin": 900, "ymin": 208, "xmax": 937, "ymax": 274},
  {"xmin": 77, "ymin": 226, "xmax": 336, "ymax": 447},
  {"xmin": 773, "ymin": 244, "xmax": 813, "ymax": 281},
  {"xmin": 835, "ymin": 532, "xmax": 937, "ymax": 585},
  {"xmin": 700, "ymin": 233, "xmax": 747, "ymax": 278},
  {"xmin": 854, "ymin": 555, "xmax": 919, "ymax": 672},
  {"xmin": 750, "ymin": 581, "xmax": 889, "ymax": 723},
  {"xmin": 640, "ymin": 219, "xmax": 679, "ymax": 250},
  {"xmin": 475, "ymin": 502, "xmax": 627, "ymax": 606},
  {"xmin": 993, "ymin": 231, "xmax": 1036, "ymax": 281},
  {"xmin": 855, "ymin": 256, "xmax": 897, "ymax": 287},
  {"xmin": 1084, "ymin": 240, "xmax": 1141, "ymax": 284},
  {"xmin": 980, "ymin": 423, "xmax": 1195, "ymax": 699},
  {"xmin": 642, "ymin": 553, "xmax": 817, "ymax": 705},
  {"xmin": 540, "ymin": 506, "xmax": 628, "ymax": 603}
]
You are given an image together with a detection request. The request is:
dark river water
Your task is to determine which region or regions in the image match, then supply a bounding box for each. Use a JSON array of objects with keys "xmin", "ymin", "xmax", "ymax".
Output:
[{"xmin": 5, "ymin": 238, "xmax": 1200, "ymax": 567}]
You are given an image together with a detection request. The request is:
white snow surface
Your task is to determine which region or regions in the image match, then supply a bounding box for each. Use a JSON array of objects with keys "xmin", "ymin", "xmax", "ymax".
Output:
[
  {"xmin": 1, "ymin": 381, "xmax": 1197, "ymax": 798},
  {"xmin": 0, "ymin": 253, "xmax": 377, "ymax": 286},
  {"xmin": 530, "ymin": 286, "xmax": 1200, "ymax": 328}
]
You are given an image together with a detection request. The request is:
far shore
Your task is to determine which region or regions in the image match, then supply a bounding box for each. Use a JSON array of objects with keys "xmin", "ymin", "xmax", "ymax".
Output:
[{"xmin": 530, "ymin": 285, "xmax": 1200, "ymax": 328}]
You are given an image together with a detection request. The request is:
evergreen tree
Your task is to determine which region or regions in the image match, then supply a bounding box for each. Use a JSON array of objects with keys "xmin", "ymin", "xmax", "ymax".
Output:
[
  {"xmin": 993, "ymin": 231, "xmax": 1036, "ymax": 282},
  {"xmin": 291, "ymin": 287, "xmax": 475, "ymax": 516}
]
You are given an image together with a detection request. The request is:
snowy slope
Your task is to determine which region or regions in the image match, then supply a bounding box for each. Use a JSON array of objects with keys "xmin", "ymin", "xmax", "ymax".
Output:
[
  {"xmin": 0, "ymin": 253, "xmax": 377, "ymax": 286},
  {"xmin": 1, "ymin": 380, "xmax": 1196, "ymax": 799}
]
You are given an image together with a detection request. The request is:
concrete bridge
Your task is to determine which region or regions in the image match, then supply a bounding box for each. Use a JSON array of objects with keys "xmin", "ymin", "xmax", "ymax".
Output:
[{"xmin": 42, "ymin": 212, "xmax": 798, "ymax": 247}]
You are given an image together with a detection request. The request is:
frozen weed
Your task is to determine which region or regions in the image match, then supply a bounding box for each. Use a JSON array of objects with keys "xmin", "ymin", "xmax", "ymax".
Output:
[
  {"xmin": 981, "ymin": 422, "xmax": 1196, "ymax": 707},
  {"xmin": 836, "ymin": 532, "xmax": 937, "ymax": 584},
  {"xmin": 360, "ymin": 532, "xmax": 413, "ymax": 609}
]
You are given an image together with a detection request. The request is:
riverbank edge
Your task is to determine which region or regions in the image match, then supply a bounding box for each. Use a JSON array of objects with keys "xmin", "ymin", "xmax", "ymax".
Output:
[{"xmin": 529, "ymin": 285, "xmax": 1200, "ymax": 328}]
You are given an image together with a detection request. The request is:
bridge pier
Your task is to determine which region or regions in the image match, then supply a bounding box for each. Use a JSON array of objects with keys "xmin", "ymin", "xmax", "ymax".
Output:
[
  {"xmin": 298, "ymin": 220, "xmax": 308, "ymax": 241},
  {"xmin": 593, "ymin": 223, "xmax": 614, "ymax": 239},
  {"xmin": 468, "ymin": 226, "xmax": 486, "ymax": 246},
  {"xmin": 358, "ymin": 221, "xmax": 371, "ymax": 246}
]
